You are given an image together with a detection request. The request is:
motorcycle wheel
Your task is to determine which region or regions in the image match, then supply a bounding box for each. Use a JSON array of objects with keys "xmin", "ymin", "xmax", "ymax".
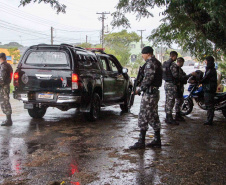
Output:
[
  {"xmin": 222, "ymin": 109, "xmax": 226, "ymax": 118},
  {"xmin": 195, "ymin": 98, "xmax": 207, "ymax": 110},
  {"xmin": 181, "ymin": 98, "xmax": 193, "ymax": 116}
]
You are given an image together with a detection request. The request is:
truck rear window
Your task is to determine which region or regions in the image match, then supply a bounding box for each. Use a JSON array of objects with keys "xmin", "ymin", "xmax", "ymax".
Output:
[{"xmin": 26, "ymin": 51, "xmax": 68, "ymax": 65}]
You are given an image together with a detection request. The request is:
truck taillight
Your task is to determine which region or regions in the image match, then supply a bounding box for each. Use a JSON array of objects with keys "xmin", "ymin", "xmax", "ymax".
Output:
[
  {"xmin": 13, "ymin": 72, "xmax": 19, "ymax": 87},
  {"xmin": 72, "ymin": 73, "xmax": 78, "ymax": 90}
]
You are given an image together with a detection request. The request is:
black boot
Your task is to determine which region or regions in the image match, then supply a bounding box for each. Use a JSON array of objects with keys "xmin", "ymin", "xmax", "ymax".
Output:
[
  {"xmin": 204, "ymin": 108, "xmax": 214, "ymax": 125},
  {"xmin": 1, "ymin": 114, "xmax": 12, "ymax": 126},
  {"xmin": 175, "ymin": 112, "xmax": 185, "ymax": 122},
  {"xmin": 165, "ymin": 114, "xmax": 179, "ymax": 125},
  {"xmin": 146, "ymin": 131, "xmax": 161, "ymax": 148},
  {"xmin": 129, "ymin": 130, "xmax": 146, "ymax": 150}
]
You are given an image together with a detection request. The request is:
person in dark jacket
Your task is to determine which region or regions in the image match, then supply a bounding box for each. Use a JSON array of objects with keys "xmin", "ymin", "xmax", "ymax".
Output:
[
  {"xmin": 162, "ymin": 51, "xmax": 179, "ymax": 125},
  {"xmin": 0, "ymin": 53, "xmax": 13, "ymax": 126},
  {"xmin": 199, "ymin": 56, "xmax": 217, "ymax": 125},
  {"xmin": 175, "ymin": 57, "xmax": 192, "ymax": 121}
]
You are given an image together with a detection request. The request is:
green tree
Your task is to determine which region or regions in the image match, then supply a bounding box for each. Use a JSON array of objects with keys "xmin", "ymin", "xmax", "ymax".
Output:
[
  {"xmin": 75, "ymin": 43, "xmax": 92, "ymax": 48},
  {"xmin": 219, "ymin": 54, "xmax": 226, "ymax": 77},
  {"xmin": 162, "ymin": 49, "xmax": 182, "ymax": 61},
  {"xmin": 130, "ymin": 54, "xmax": 145, "ymax": 76},
  {"xmin": 8, "ymin": 47, "xmax": 21, "ymax": 63},
  {"xmin": 111, "ymin": 0, "xmax": 226, "ymax": 58},
  {"xmin": 104, "ymin": 30, "xmax": 140, "ymax": 66},
  {"xmin": 19, "ymin": 0, "xmax": 66, "ymax": 14}
]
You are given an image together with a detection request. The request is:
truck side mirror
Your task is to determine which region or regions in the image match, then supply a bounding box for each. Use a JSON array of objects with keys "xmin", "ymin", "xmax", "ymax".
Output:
[{"xmin": 122, "ymin": 68, "xmax": 128, "ymax": 74}]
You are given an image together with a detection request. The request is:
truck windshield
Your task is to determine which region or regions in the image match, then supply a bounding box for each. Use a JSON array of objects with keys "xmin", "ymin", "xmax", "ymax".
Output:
[{"xmin": 26, "ymin": 51, "xmax": 68, "ymax": 65}]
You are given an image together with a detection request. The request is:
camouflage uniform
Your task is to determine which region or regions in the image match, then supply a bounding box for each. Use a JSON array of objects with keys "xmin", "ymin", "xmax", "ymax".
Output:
[
  {"xmin": 0, "ymin": 61, "xmax": 13, "ymax": 116},
  {"xmin": 164, "ymin": 60, "xmax": 179, "ymax": 114},
  {"xmin": 175, "ymin": 67, "xmax": 186, "ymax": 113},
  {"xmin": 138, "ymin": 56, "xmax": 162, "ymax": 132}
]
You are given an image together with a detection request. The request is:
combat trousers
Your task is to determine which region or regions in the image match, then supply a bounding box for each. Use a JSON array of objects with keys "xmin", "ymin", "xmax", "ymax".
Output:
[
  {"xmin": 175, "ymin": 86, "xmax": 184, "ymax": 113},
  {"xmin": 138, "ymin": 90, "xmax": 161, "ymax": 132},
  {"xmin": 164, "ymin": 82, "xmax": 177, "ymax": 114},
  {"xmin": 0, "ymin": 85, "xmax": 12, "ymax": 116},
  {"xmin": 204, "ymin": 92, "xmax": 215, "ymax": 123}
]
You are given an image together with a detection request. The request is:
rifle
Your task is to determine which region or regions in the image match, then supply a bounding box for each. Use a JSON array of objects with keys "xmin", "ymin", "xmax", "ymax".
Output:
[{"xmin": 128, "ymin": 66, "xmax": 144, "ymax": 108}]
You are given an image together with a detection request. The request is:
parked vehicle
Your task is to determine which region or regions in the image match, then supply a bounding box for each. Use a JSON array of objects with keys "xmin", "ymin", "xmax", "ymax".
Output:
[
  {"xmin": 181, "ymin": 83, "xmax": 226, "ymax": 118},
  {"xmin": 13, "ymin": 44, "xmax": 133, "ymax": 121},
  {"xmin": 194, "ymin": 62, "xmax": 200, "ymax": 69}
]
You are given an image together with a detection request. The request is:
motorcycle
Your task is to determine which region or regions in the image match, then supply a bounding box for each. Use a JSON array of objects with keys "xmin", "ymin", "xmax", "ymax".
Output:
[{"xmin": 181, "ymin": 83, "xmax": 226, "ymax": 117}]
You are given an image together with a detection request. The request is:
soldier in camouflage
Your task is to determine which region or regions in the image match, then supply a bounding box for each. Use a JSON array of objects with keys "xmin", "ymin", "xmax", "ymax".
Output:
[
  {"xmin": 175, "ymin": 57, "xmax": 192, "ymax": 121},
  {"xmin": 162, "ymin": 51, "xmax": 179, "ymax": 125},
  {"xmin": 0, "ymin": 53, "xmax": 13, "ymax": 126},
  {"xmin": 130, "ymin": 46, "xmax": 163, "ymax": 149}
]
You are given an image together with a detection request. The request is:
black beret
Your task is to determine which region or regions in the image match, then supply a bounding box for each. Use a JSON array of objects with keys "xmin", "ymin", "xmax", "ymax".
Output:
[
  {"xmin": 205, "ymin": 56, "xmax": 215, "ymax": 69},
  {"xmin": 205, "ymin": 56, "xmax": 214, "ymax": 63},
  {"xmin": 141, "ymin": 46, "xmax": 153, "ymax": 54},
  {"xmin": 0, "ymin": 53, "xmax": 6, "ymax": 60}
]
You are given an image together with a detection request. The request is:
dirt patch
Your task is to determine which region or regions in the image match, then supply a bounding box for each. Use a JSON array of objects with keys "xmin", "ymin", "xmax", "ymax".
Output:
[
  {"xmin": 71, "ymin": 171, "xmax": 99, "ymax": 184},
  {"xmin": 58, "ymin": 130, "xmax": 76, "ymax": 134},
  {"xmin": 25, "ymin": 149, "xmax": 69, "ymax": 167},
  {"xmin": 55, "ymin": 136, "xmax": 79, "ymax": 146},
  {"xmin": 108, "ymin": 150, "xmax": 137, "ymax": 163}
]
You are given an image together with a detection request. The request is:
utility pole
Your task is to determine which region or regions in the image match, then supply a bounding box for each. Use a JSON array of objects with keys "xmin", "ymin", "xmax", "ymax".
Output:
[
  {"xmin": 96, "ymin": 12, "xmax": 110, "ymax": 48},
  {"xmin": 51, "ymin": 27, "xmax": 54, "ymax": 45},
  {"xmin": 137, "ymin": 29, "xmax": 146, "ymax": 49}
]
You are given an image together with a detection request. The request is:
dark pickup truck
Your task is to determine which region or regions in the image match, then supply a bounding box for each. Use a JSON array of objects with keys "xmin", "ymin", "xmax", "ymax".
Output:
[{"xmin": 13, "ymin": 44, "xmax": 133, "ymax": 121}]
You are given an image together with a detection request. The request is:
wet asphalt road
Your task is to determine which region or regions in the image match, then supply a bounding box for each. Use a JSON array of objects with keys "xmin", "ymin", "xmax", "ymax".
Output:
[{"xmin": 0, "ymin": 67, "xmax": 225, "ymax": 185}]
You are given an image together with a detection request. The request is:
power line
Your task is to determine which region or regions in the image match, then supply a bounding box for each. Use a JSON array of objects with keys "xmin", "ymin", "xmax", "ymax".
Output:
[
  {"xmin": 56, "ymin": 29, "xmax": 100, "ymax": 33},
  {"xmin": 0, "ymin": 24, "xmax": 49, "ymax": 38},
  {"xmin": 0, "ymin": 19, "xmax": 49, "ymax": 36},
  {"xmin": 0, "ymin": 1, "xmax": 86, "ymax": 31}
]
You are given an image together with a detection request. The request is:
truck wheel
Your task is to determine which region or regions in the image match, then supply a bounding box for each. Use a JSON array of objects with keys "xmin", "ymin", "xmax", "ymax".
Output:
[
  {"xmin": 180, "ymin": 98, "xmax": 193, "ymax": 116},
  {"xmin": 222, "ymin": 109, "xmax": 226, "ymax": 118},
  {"xmin": 86, "ymin": 93, "xmax": 101, "ymax": 121},
  {"xmin": 120, "ymin": 88, "xmax": 131, "ymax": 112},
  {"xmin": 28, "ymin": 106, "xmax": 47, "ymax": 119}
]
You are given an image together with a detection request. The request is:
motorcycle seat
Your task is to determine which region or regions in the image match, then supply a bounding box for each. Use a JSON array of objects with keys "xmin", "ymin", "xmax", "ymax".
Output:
[
  {"xmin": 214, "ymin": 92, "xmax": 226, "ymax": 101},
  {"xmin": 215, "ymin": 92, "xmax": 226, "ymax": 97}
]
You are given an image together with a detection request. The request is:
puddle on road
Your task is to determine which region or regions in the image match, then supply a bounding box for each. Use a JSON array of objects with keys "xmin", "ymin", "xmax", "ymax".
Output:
[{"xmin": 1, "ymin": 93, "xmax": 225, "ymax": 184}]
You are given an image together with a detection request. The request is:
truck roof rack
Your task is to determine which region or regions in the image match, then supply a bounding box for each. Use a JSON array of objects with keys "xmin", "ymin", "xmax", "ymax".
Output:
[
  {"xmin": 60, "ymin": 43, "xmax": 74, "ymax": 48},
  {"xmin": 86, "ymin": 48, "xmax": 106, "ymax": 54},
  {"xmin": 74, "ymin": 46, "xmax": 87, "ymax": 51}
]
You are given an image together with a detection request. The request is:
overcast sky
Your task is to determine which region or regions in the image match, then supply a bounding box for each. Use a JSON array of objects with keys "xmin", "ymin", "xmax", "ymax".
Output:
[{"xmin": 0, "ymin": 0, "xmax": 165, "ymax": 46}]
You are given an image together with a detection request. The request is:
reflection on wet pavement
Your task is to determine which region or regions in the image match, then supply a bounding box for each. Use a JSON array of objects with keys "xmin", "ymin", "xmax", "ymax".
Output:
[{"xmin": 0, "ymin": 67, "xmax": 225, "ymax": 185}]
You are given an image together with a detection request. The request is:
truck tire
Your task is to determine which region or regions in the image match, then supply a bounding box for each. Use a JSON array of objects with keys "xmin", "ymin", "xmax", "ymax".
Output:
[
  {"xmin": 28, "ymin": 106, "xmax": 47, "ymax": 119},
  {"xmin": 86, "ymin": 93, "xmax": 101, "ymax": 121},
  {"xmin": 180, "ymin": 98, "xmax": 193, "ymax": 116},
  {"xmin": 120, "ymin": 87, "xmax": 131, "ymax": 112}
]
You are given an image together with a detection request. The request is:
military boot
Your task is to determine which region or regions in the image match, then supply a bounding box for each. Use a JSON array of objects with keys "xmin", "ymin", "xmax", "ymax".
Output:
[
  {"xmin": 165, "ymin": 114, "xmax": 179, "ymax": 125},
  {"xmin": 146, "ymin": 131, "xmax": 161, "ymax": 148},
  {"xmin": 175, "ymin": 112, "xmax": 185, "ymax": 122},
  {"xmin": 129, "ymin": 130, "xmax": 146, "ymax": 150},
  {"xmin": 204, "ymin": 108, "xmax": 214, "ymax": 125},
  {"xmin": 1, "ymin": 114, "xmax": 12, "ymax": 126}
]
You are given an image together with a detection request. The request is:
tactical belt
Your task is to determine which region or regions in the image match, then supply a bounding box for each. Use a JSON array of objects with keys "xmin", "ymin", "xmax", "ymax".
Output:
[{"xmin": 145, "ymin": 86, "xmax": 159, "ymax": 94}]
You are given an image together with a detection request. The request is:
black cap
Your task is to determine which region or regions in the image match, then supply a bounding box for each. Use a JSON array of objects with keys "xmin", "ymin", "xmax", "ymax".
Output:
[
  {"xmin": 0, "ymin": 53, "xmax": 6, "ymax": 60},
  {"xmin": 141, "ymin": 46, "xmax": 153, "ymax": 54}
]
